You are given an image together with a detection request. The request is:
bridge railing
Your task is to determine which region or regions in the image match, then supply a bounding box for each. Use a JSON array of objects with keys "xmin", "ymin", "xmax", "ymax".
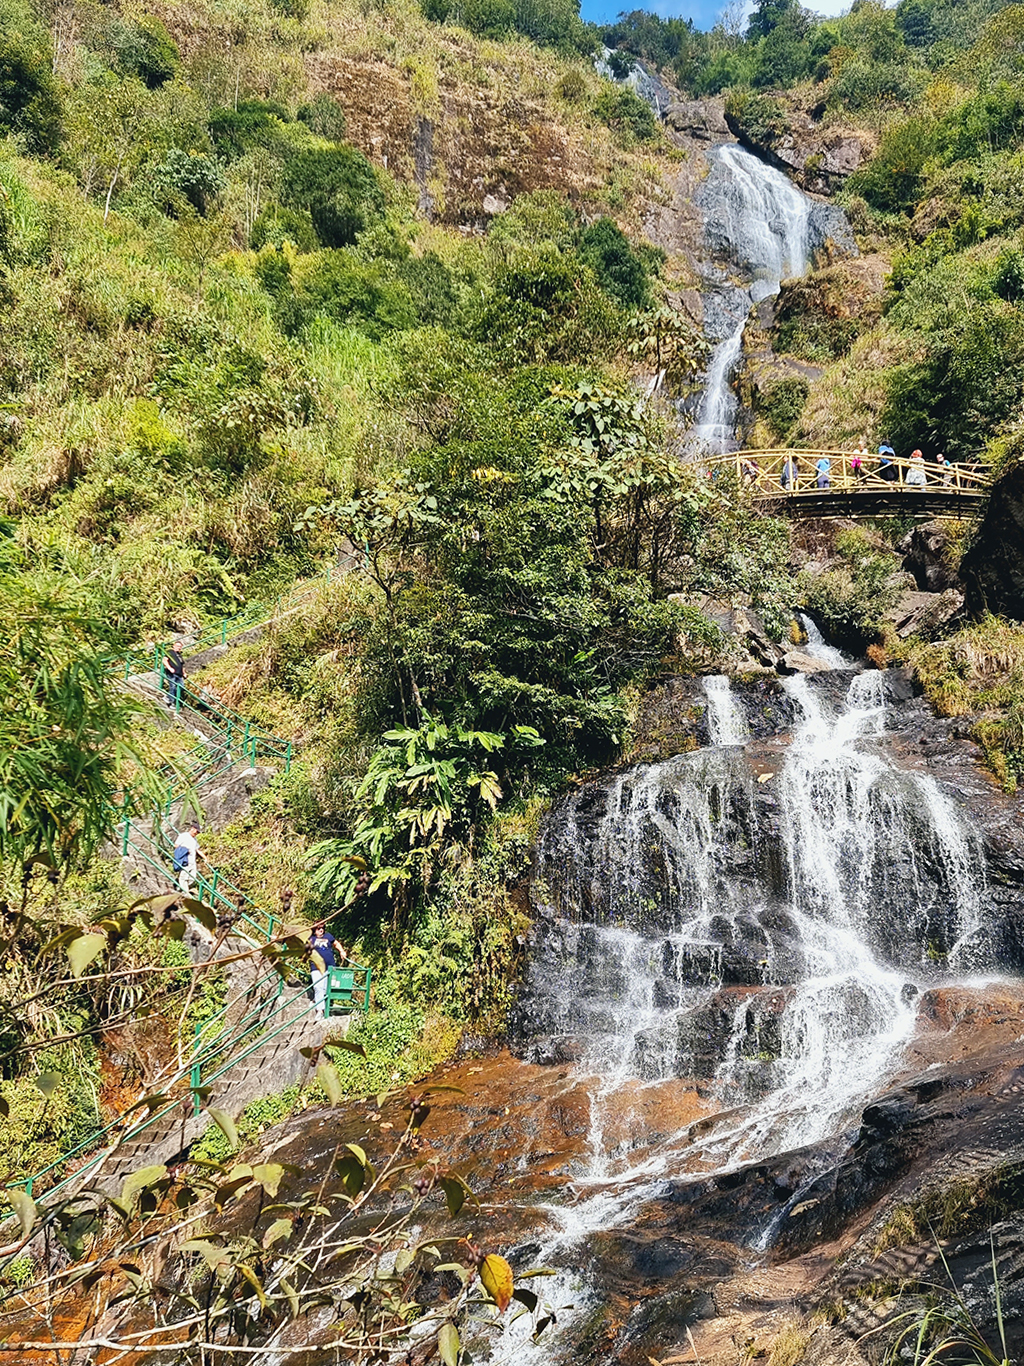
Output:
[{"xmin": 704, "ymin": 450, "xmax": 991, "ymax": 498}]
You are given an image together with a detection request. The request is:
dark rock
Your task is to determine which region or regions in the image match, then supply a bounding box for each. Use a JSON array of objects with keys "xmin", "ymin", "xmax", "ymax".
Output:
[
  {"xmin": 664, "ymin": 99, "xmax": 730, "ymax": 141},
  {"xmin": 724, "ymin": 104, "xmax": 868, "ymax": 196},
  {"xmin": 961, "ymin": 462, "xmax": 1024, "ymax": 618},
  {"xmin": 887, "ymin": 588, "xmax": 965, "ymax": 639},
  {"xmin": 900, "ymin": 518, "xmax": 960, "ymax": 592}
]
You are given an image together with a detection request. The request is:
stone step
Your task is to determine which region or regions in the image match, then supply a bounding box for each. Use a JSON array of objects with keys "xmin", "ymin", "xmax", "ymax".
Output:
[{"xmin": 79, "ymin": 993, "xmax": 349, "ymax": 1195}]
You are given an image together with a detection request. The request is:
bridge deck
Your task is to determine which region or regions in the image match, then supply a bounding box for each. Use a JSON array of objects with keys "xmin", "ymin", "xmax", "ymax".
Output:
[{"xmin": 704, "ymin": 449, "xmax": 991, "ymax": 517}]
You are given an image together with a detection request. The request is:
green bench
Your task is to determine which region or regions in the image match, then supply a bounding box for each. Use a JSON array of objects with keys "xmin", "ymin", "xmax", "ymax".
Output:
[{"xmin": 324, "ymin": 963, "xmax": 372, "ymax": 1016}]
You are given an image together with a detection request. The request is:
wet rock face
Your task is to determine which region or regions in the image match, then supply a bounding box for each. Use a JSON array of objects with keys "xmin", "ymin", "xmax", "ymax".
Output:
[
  {"xmin": 899, "ymin": 518, "xmax": 960, "ymax": 592},
  {"xmin": 724, "ymin": 103, "xmax": 868, "ymax": 196},
  {"xmin": 961, "ymin": 462, "xmax": 1024, "ymax": 618}
]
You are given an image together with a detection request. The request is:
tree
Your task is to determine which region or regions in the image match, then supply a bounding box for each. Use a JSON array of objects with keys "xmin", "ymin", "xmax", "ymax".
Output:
[
  {"xmin": 624, "ymin": 305, "xmax": 710, "ymax": 393},
  {"xmin": 280, "ymin": 145, "xmax": 385, "ymax": 249},
  {"xmin": 0, "ymin": 35, "xmax": 62, "ymax": 154},
  {"xmin": 579, "ymin": 216, "xmax": 652, "ymax": 308},
  {"xmin": 62, "ymin": 77, "xmax": 157, "ymax": 219}
]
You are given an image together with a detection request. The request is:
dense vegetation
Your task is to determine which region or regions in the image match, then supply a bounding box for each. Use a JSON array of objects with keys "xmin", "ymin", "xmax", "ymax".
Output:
[
  {"xmin": 5, "ymin": 0, "xmax": 1024, "ymax": 1354},
  {"xmin": 0, "ymin": 0, "xmax": 746, "ymax": 1200}
]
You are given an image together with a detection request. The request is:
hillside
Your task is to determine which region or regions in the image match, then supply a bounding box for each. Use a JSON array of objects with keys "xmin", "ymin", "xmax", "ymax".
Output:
[{"xmin": 5, "ymin": 0, "xmax": 1024, "ymax": 1360}]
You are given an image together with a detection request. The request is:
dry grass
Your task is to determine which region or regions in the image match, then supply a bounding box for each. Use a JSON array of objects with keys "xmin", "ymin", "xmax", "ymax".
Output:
[
  {"xmin": 766, "ymin": 1321, "xmax": 812, "ymax": 1366},
  {"xmin": 796, "ymin": 324, "xmax": 919, "ymax": 449}
]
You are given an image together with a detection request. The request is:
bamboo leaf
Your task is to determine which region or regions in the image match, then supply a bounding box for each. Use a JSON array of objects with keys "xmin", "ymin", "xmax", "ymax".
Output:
[
  {"xmin": 262, "ymin": 1217, "xmax": 293, "ymax": 1249},
  {"xmin": 121, "ymin": 1164, "xmax": 168, "ymax": 1205},
  {"xmin": 34, "ymin": 1071, "xmax": 61, "ymax": 1098}
]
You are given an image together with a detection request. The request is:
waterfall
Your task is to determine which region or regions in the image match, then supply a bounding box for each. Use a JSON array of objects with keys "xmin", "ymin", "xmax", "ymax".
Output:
[
  {"xmin": 690, "ymin": 144, "xmax": 848, "ymax": 453},
  {"xmin": 798, "ymin": 611, "xmax": 851, "ymax": 669},
  {"xmin": 490, "ymin": 661, "xmax": 994, "ymax": 1365},
  {"xmin": 520, "ymin": 670, "xmax": 989, "ymax": 1170},
  {"xmin": 690, "ymin": 321, "xmax": 745, "ymax": 452},
  {"xmin": 703, "ymin": 673, "xmax": 750, "ymax": 746}
]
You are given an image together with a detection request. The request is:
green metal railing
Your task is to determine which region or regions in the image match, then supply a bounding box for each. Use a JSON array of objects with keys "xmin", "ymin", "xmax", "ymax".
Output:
[
  {"xmin": 147, "ymin": 671, "xmax": 293, "ymax": 775},
  {"xmin": 116, "ymin": 560, "xmax": 352, "ymax": 685},
  {"xmin": 10, "ymin": 964, "xmax": 299, "ymax": 1200},
  {"xmin": 5, "ymin": 575, "xmax": 372, "ymax": 1208}
]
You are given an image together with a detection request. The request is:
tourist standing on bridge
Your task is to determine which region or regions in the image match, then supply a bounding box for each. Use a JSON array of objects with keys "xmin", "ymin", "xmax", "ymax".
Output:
[
  {"xmin": 815, "ymin": 455, "xmax": 831, "ymax": 488},
  {"xmin": 780, "ymin": 455, "xmax": 798, "ymax": 489},
  {"xmin": 937, "ymin": 453, "xmax": 952, "ymax": 485},
  {"xmin": 878, "ymin": 445, "xmax": 897, "ymax": 481},
  {"xmin": 906, "ymin": 449, "xmax": 927, "ymax": 487}
]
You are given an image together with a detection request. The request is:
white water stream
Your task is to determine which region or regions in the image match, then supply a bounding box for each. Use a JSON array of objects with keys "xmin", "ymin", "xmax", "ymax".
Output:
[
  {"xmin": 691, "ymin": 144, "xmax": 816, "ymax": 452},
  {"xmin": 491, "ymin": 660, "xmax": 991, "ymax": 1361},
  {"xmin": 703, "ymin": 673, "xmax": 750, "ymax": 745}
]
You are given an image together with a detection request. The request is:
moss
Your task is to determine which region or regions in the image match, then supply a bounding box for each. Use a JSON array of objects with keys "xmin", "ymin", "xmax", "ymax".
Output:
[
  {"xmin": 872, "ymin": 1161, "xmax": 1024, "ymax": 1254},
  {"xmin": 890, "ymin": 617, "xmax": 1024, "ymax": 790}
]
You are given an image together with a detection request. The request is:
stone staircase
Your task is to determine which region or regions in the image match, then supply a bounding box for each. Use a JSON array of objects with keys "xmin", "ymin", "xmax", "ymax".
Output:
[
  {"xmin": 27, "ymin": 639, "xmax": 359, "ymax": 1202},
  {"xmin": 87, "ymin": 984, "xmax": 337, "ymax": 1195}
]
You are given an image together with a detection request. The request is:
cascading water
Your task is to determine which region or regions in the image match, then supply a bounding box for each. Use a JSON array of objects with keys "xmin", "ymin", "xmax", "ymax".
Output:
[
  {"xmin": 703, "ymin": 673, "xmax": 749, "ymax": 746},
  {"xmin": 487, "ymin": 663, "xmax": 994, "ymax": 1363},
  {"xmin": 524, "ymin": 670, "xmax": 987, "ymax": 1162},
  {"xmin": 690, "ymin": 143, "xmax": 853, "ymax": 452}
]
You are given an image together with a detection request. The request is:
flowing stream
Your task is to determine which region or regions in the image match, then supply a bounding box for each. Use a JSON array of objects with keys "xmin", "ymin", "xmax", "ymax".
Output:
[{"xmin": 493, "ymin": 662, "xmax": 991, "ymax": 1361}]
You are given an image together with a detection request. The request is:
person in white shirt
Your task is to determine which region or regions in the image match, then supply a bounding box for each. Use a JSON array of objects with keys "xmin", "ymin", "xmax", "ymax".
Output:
[{"xmin": 172, "ymin": 823, "xmax": 204, "ymax": 896}]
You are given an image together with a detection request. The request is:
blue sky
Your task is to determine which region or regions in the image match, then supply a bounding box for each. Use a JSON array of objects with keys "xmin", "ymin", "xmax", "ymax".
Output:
[{"xmin": 580, "ymin": 0, "xmax": 850, "ymax": 29}]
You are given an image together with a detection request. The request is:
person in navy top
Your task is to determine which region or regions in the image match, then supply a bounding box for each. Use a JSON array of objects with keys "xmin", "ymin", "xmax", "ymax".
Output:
[{"xmin": 309, "ymin": 921, "xmax": 337, "ymax": 1014}]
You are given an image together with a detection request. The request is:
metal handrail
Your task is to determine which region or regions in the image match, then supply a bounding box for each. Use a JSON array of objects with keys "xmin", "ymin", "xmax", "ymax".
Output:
[
  {"xmin": 3, "ymin": 565, "xmax": 371, "ymax": 1205},
  {"xmin": 704, "ymin": 448, "xmax": 992, "ymax": 498},
  {"xmin": 13, "ymin": 973, "xmax": 304, "ymax": 1201}
]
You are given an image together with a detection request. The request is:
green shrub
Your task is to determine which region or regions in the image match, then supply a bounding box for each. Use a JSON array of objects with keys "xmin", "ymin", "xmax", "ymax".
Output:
[
  {"xmin": 881, "ymin": 298, "xmax": 1024, "ymax": 461},
  {"xmin": 593, "ymin": 85, "xmax": 657, "ymax": 144},
  {"xmin": 151, "ymin": 149, "xmax": 226, "ymax": 216},
  {"xmin": 250, "ymin": 204, "xmax": 318, "ymax": 252},
  {"xmin": 723, "ymin": 87, "xmax": 789, "ymax": 149},
  {"xmin": 209, "ymin": 99, "xmax": 291, "ymax": 161},
  {"xmin": 827, "ymin": 58, "xmax": 923, "ymax": 111},
  {"xmin": 848, "ymin": 115, "xmax": 937, "ymax": 214},
  {"xmin": 556, "ymin": 68, "xmax": 587, "ymax": 102},
  {"xmin": 286, "ymin": 249, "xmax": 419, "ymax": 338},
  {"xmin": 280, "ymin": 146, "xmax": 386, "ymax": 249},
  {"xmin": 296, "ymin": 93, "xmax": 347, "ymax": 142},
  {"xmin": 756, "ymin": 376, "xmax": 809, "ymax": 440},
  {"xmin": 107, "ymin": 17, "xmax": 179, "ymax": 89},
  {"xmin": 578, "ymin": 216, "xmax": 651, "ymax": 308},
  {"xmin": 800, "ymin": 529, "xmax": 905, "ymax": 649},
  {"xmin": 0, "ymin": 36, "xmax": 62, "ymax": 153}
]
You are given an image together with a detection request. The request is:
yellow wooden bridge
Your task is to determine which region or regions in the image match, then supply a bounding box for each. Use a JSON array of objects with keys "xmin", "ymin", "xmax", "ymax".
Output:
[{"xmin": 704, "ymin": 449, "xmax": 991, "ymax": 517}]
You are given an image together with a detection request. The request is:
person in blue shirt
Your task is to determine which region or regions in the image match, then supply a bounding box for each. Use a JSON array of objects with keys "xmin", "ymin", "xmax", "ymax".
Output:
[
  {"xmin": 815, "ymin": 456, "xmax": 831, "ymax": 488},
  {"xmin": 878, "ymin": 444, "xmax": 897, "ymax": 482},
  {"xmin": 309, "ymin": 920, "xmax": 338, "ymax": 1015}
]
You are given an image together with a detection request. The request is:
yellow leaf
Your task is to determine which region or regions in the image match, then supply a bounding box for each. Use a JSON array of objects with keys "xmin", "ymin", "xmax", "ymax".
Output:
[
  {"xmin": 480, "ymin": 1253, "xmax": 513, "ymax": 1313},
  {"xmin": 67, "ymin": 932, "xmax": 107, "ymax": 979},
  {"xmin": 7, "ymin": 1189, "xmax": 36, "ymax": 1238}
]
